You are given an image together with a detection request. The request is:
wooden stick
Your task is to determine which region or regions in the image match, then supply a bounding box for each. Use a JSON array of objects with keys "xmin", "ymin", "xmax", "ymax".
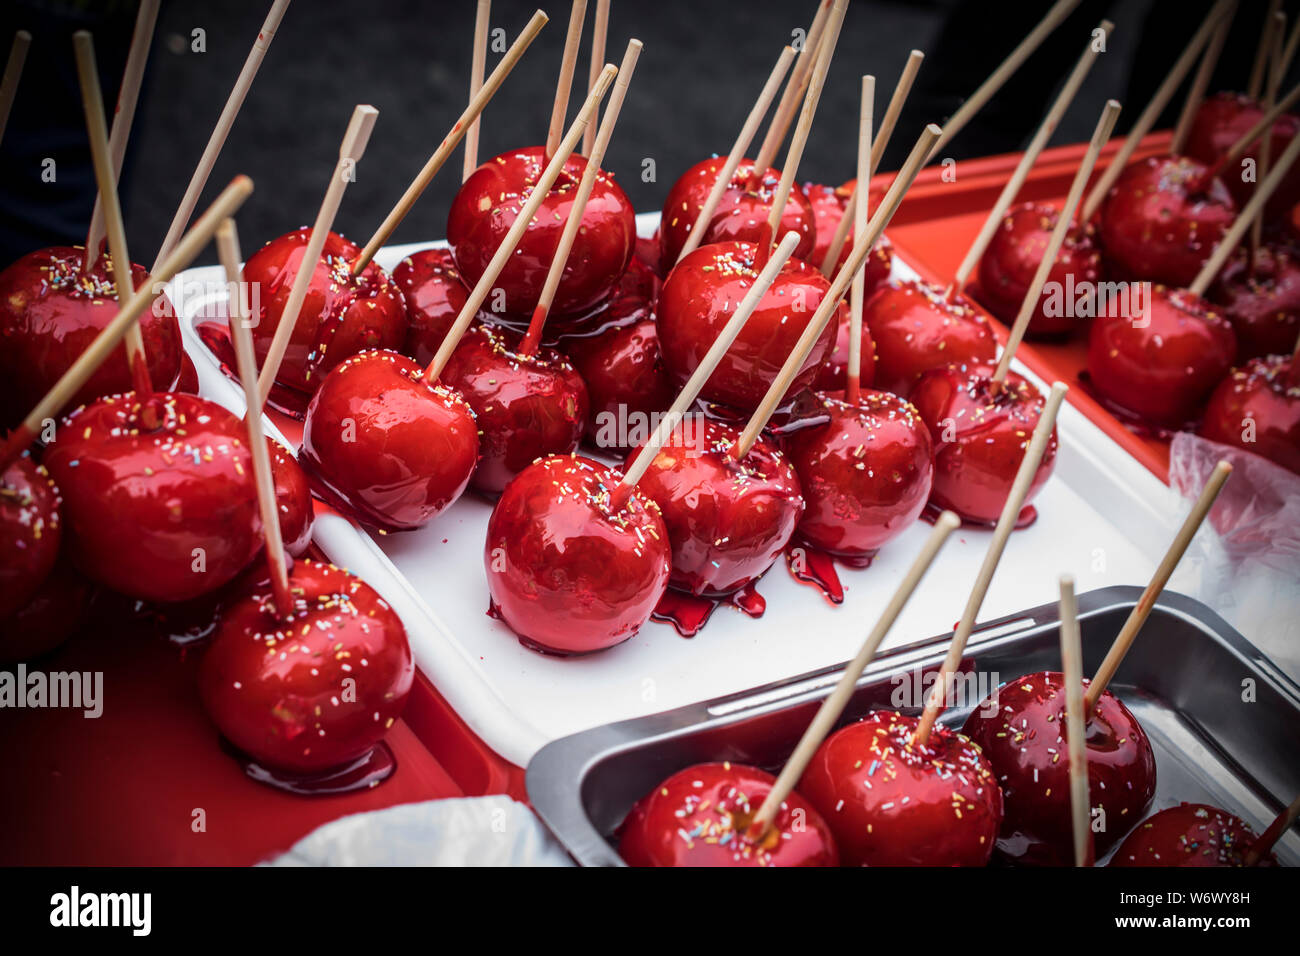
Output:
[
  {"xmin": 521, "ymin": 41, "xmax": 640, "ymax": 355},
  {"xmin": 991, "ymin": 100, "xmax": 1121, "ymax": 388},
  {"xmin": 255, "ymin": 105, "xmax": 378, "ymax": 408},
  {"xmin": 72, "ymin": 32, "xmax": 151, "ymax": 397},
  {"xmin": 86, "ymin": 0, "xmax": 160, "ymax": 268},
  {"xmin": 582, "ymin": 0, "xmax": 610, "ymax": 157},
  {"xmin": 217, "ymin": 219, "xmax": 293, "ymax": 619},
  {"xmin": 352, "ymin": 9, "xmax": 548, "ymax": 275},
  {"xmin": 1248, "ymin": 0, "xmax": 1283, "ymax": 100},
  {"xmin": 674, "ymin": 45, "xmax": 795, "ymax": 265},
  {"xmin": 748, "ymin": 511, "xmax": 962, "ymax": 839},
  {"xmin": 1188, "ymin": 125, "xmax": 1300, "ymax": 297},
  {"xmin": 1171, "ymin": 1, "xmax": 1234, "ymax": 156},
  {"xmin": 0, "ymin": 30, "xmax": 30, "ymax": 147},
  {"xmin": 947, "ymin": 22, "xmax": 1113, "ymax": 299},
  {"xmin": 151, "ymin": 0, "xmax": 290, "ymax": 273},
  {"xmin": 1244, "ymin": 793, "xmax": 1300, "ymax": 866},
  {"xmin": 928, "ymin": 0, "xmax": 1082, "ymax": 161},
  {"xmin": 1058, "ymin": 575, "xmax": 1092, "ymax": 868},
  {"xmin": 611, "ymin": 232, "xmax": 802, "ymax": 510},
  {"xmin": 819, "ymin": 49, "xmax": 925, "ymax": 278},
  {"xmin": 462, "ymin": 0, "xmax": 492, "ymax": 182},
  {"xmin": 1082, "ymin": 0, "xmax": 1234, "ymax": 222},
  {"xmin": 912, "ymin": 382, "xmax": 1069, "ymax": 746},
  {"xmin": 1251, "ymin": 14, "xmax": 1288, "ymax": 265},
  {"xmin": 0, "ymin": 177, "xmax": 254, "ymax": 474},
  {"xmin": 751, "ymin": 0, "xmax": 832, "ymax": 182},
  {"xmin": 427, "ymin": 65, "xmax": 616, "ymax": 382},
  {"xmin": 762, "ymin": 0, "xmax": 847, "ymax": 257},
  {"xmin": 1276, "ymin": 16, "xmax": 1300, "ymax": 83},
  {"xmin": 545, "ymin": 0, "xmax": 588, "ymax": 162},
  {"xmin": 735, "ymin": 124, "xmax": 942, "ymax": 460},
  {"xmin": 1086, "ymin": 461, "xmax": 1232, "ymax": 709},
  {"xmin": 846, "ymin": 74, "xmax": 873, "ymax": 404}
]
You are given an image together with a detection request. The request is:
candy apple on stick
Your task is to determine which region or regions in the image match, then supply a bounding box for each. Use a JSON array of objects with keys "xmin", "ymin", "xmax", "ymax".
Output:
[{"xmin": 1111, "ymin": 800, "xmax": 1287, "ymax": 867}]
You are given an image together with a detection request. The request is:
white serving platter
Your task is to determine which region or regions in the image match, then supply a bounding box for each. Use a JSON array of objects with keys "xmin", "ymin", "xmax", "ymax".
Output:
[{"xmin": 172, "ymin": 215, "xmax": 1190, "ymax": 768}]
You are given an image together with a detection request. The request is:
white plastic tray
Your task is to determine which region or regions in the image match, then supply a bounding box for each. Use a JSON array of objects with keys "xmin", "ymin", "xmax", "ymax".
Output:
[{"xmin": 174, "ymin": 216, "xmax": 1187, "ymax": 768}]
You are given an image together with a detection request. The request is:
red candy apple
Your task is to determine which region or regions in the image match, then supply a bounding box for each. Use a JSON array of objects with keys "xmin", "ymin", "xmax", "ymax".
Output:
[
  {"xmin": 267, "ymin": 436, "xmax": 314, "ymax": 556},
  {"xmin": 44, "ymin": 391, "xmax": 262, "ymax": 603},
  {"xmin": 300, "ymin": 349, "xmax": 479, "ymax": 531},
  {"xmin": 1209, "ymin": 243, "xmax": 1300, "ymax": 360},
  {"xmin": 1199, "ymin": 355, "xmax": 1300, "ymax": 475},
  {"xmin": 198, "ymin": 559, "xmax": 414, "ymax": 774},
  {"xmin": 245, "ymin": 228, "xmax": 407, "ymax": 397},
  {"xmin": 448, "ymin": 146, "xmax": 635, "ymax": 323},
  {"xmin": 798, "ymin": 710, "xmax": 1003, "ymax": 867},
  {"xmin": 392, "ymin": 246, "xmax": 489, "ymax": 367},
  {"xmin": 1185, "ymin": 91, "xmax": 1300, "ymax": 221},
  {"xmin": 910, "ymin": 364, "xmax": 1059, "ymax": 526},
  {"xmin": 0, "ymin": 453, "xmax": 62, "ymax": 619},
  {"xmin": 962, "ymin": 670, "xmax": 1157, "ymax": 866},
  {"xmin": 1110, "ymin": 803, "xmax": 1277, "ymax": 867},
  {"xmin": 619, "ymin": 761, "xmax": 839, "ymax": 867},
  {"xmin": 0, "ymin": 557, "xmax": 91, "ymax": 664},
  {"xmin": 484, "ymin": 455, "xmax": 670, "ymax": 655}
]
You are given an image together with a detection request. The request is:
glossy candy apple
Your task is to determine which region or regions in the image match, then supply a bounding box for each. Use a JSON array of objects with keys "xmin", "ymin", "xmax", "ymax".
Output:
[
  {"xmin": 863, "ymin": 279, "xmax": 997, "ymax": 396},
  {"xmin": 0, "ymin": 246, "xmax": 182, "ymax": 426},
  {"xmin": 1095, "ymin": 155, "xmax": 1236, "ymax": 287},
  {"xmin": 245, "ymin": 228, "xmax": 407, "ymax": 397},
  {"xmin": 44, "ymin": 392, "xmax": 262, "ymax": 604},
  {"xmin": 0, "ymin": 557, "xmax": 91, "ymax": 664},
  {"xmin": 1200, "ymin": 355, "xmax": 1300, "ymax": 474},
  {"xmin": 786, "ymin": 389, "xmax": 934, "ymax": 562},
  {"xmin": 798, "ymin": 710, "xmax": 1003, "ymax": 867},
  {"xmin": 976, "ymin": 201, "xmax": 1103, "ymax": 336},
  {"xmin": 1185, "ymin": 91, "xmax": 1300, "ymax": 221},
  {"xmin": 441, "ymin": 323, "xmax": 588, "ymax": 495},
  {"xmin": 448, "ymin": 146, "xmax": 636, "ymax": 323},
  {"xmin": 658, "ymin": 157, "xmax": 816, "ymax": 272},
  {"xmin": 392, "ymin": 246, "xmax": 488, "ymax": 367},
  {"xmin": 300, "ymin": 349, "xmax": 479, "ymax": 531},
  {"xmin": 1087, "ymin": 285, "xmax": 1236, "ymax": 428},
  {"xmin": 963, "ymin": 670, "xmax": 1157, "ymax": 866},
  {"xmin": 619, "ymin": 761, "xmax": 839, "ymax": 867},
  {"xmin": 805, "ymin": 179, "xmax": 893, "ymax": 281},
  {"xmin": 657, "ymin": 240, "xmax": 836, "ymax": 412},
  {"xmin": 626, "ymin": 419, "xmax": 803, "ymax": 597},
  {"xmin": 1110, "ymin": 803, "xmax": 1277, "ymax": 867},
  {"xmin": 0, "ymin": 453, "xmax": 61, "ymax": 619},
  {"xmin": 199, "ymin": 559, "xmax": 414, "ymax": 774},
  {"xmin": 1210, "ymin": 243, "xmax": 1300, "ymax": 360},
  {"xmin": 267, "ymin": 437, "xmax": 314, "ymax": 556},
  {"xmin": 485, "ymin": 455, "xmax": 670, "ymax": 655},
  {"xmin": 911, "ymin": 364, "xmax": 1059, "ymax": 526}
]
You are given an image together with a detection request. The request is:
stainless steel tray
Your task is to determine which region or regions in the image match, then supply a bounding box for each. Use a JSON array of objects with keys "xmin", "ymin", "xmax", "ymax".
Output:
[{"xmin": 526, "ymin": 586, "xmax": 1300, "ymax": 867}]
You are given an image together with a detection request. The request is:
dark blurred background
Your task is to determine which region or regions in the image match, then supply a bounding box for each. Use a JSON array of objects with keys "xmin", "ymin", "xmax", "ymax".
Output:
[{"xmin": 0, "ymin": 0, "xmax": 1295, "ymax": 265}]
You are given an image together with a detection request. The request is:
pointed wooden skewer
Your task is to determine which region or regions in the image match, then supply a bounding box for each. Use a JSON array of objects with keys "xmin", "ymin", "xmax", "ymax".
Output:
[
  {"xmin": 462, "ymin": 0, "xmax": 492, "ymax": 182},
  {"xmin": 911, "ymin": 382, "xmax": 1069, "ymax": 746},
  {"xmin": 846, "ymin": 75, "xmax": 873, "ymax": 405},
  {"xmin": 86, "ymin": 0, "xmax": 160, "ymax": 269},
  {"xmin": 1248, "ymin": 0, "xmax": 1283, "ymax": 100},
  {"xmin": 761, "ymin": 0, "xmax": 847, "ymax": 261},
  {"xmin": 1081, "ymin": 0, "xmax": 1235, "ymax": 223},
  {"xmin": 0, "ymin": 30, "xmax": 30, "ymax": 146},
  {"xmin": 1085, "ymin": 461, "xmax": 1232, "ymax": 711},
  {"xmin": 72, "ymin": 32, "xmax": 152, "ymax": 399},
  {"xmin": 427, "ymin": 65, "xmax": 616, "ymax": 382},
  {"xmin": 946, "ymin": 21, "xmax": 1114, "ymax": 300},
  {"xmin": 990, "ymin": 100, "xmax": 1121, "ymax": 391},
  {"xmin": 820, "ymin": 49, "xmax": 924, "ymax": 278},
  {"xmin": 352, "ymin": 9, "xmax": 548, "ymax": 275},
  {"xmin": 582, "ymin": 0, "xmax": 610, "ymax": 156},
  {"xmin": 218, "ymin": 219, "xmax": 293, "ymax": 619},
  {"xmin": 151, "ymin": 0, "xmax": 290, "ymax": 272},
  {"xmin": 1058, "ymin": 575, "xmax": 1093, "ymax": 868},
  {"xmin": 0, "ymin": 177, "xmax": 254, "ymax": 474},
  {"xmin": 733, "ymin": 124, "xmax": 942, "ymax": 460},
  {"xmin": 1170, "ymin": 0, "xmax": 1235, "ymax": 156},
  {"xmin": 610, "ymin": 232, "xmax": 802, "ymax": 511},
  {"xmin": 747, "ymin": 512, "xmax": 962, "ymax": 841},
  {"xmin": 255, "ymin": 105, "xmax": 378, "ymax": 408},
  {"xmin": 1244, "ymin": 793, "xmax": 1300, "ymax": 866},
  {"xmin": 1188, "ymin": 125, "xmax": 1300, "ymax": 298},
  {"xmin": 750, "ymin": 0, "xmax": 832, "ymax": 184},
  {"xmin": 674, "ymin": 44, "xmax": 796, "ymax": 266},
  {"xmin": 521, "ymin": 41, "xmax": 640, "ymax": 355},
  {"xmin": 545, "ymin": 0, "xmax": 588, "ymax": 163}
]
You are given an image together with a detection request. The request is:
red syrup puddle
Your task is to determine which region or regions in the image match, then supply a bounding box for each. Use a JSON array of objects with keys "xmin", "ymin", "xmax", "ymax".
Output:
[
  {"xmin": 219, "ymin": 737, "xmax": 397, "ymax": 795},
  {"xmin": 195, "ymin": 320, "xmax": 311, "ymax": 420},
  {"xmin": 921, "ymin": 498, "xmax": 1039, "ymax": 531},
  {"xmin": 650, "ymin": 581, "xmax": 767, "ymax": 637},
  {"xmin": 783, "ymin": 543, "xmax": 876, "ymax": 605},
  {"xmin": 1075, "ymin": 370, "xmax": 1193, "ymax": 441}
]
